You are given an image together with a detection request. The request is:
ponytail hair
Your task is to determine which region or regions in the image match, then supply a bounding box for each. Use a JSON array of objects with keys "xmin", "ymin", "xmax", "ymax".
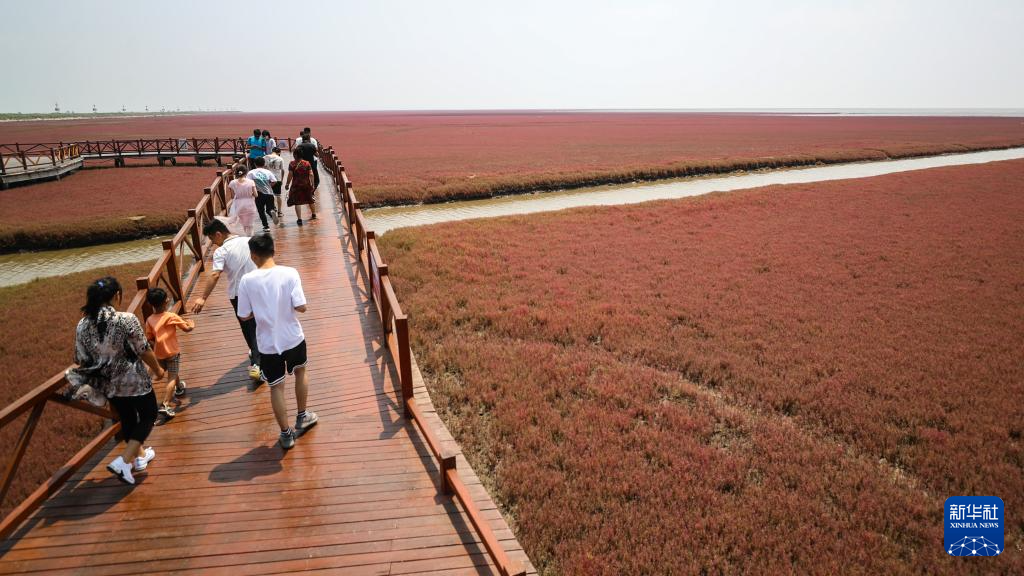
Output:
[{"xmin": 81, "ymin": 276, "xmax": 122, "ymax": 322}]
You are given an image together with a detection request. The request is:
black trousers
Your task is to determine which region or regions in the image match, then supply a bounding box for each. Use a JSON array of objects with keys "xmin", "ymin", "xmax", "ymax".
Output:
[
  {"xmin": 109, "ymin": 390, "xmax": 158, "ymax": 444},
  {"xmin": 311, "ymin": 158, "xmax": 320, "ymax": 188},
  {"xmin": 230, "ymin": 297, "xmax": 260, "ymax": 366},
  {"xmin": 255, "ymin": 194, "xmax": 275, "ymax": 228}
]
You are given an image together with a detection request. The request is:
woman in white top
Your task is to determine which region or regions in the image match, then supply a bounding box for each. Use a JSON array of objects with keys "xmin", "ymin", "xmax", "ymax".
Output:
[{"xmin": 228, "ymin": 165, "xmax": 259, "ymax": 235}]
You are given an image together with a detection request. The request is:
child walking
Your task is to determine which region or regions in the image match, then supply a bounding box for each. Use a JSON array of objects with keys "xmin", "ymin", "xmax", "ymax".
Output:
[{"xmin": 145, "ymin": 288, "xmax": 195, "ymax": 423}]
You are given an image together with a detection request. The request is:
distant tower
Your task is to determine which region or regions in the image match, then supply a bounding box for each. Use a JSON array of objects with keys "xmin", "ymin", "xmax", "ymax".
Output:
[
  {"xmin": 121, "ymin": 105, "xmax": 127, "ymax": 113},
  {"xmin": 92, "ymin": 104, "xmax": 97, "ymax": 113},
  {"xmin": 54, "ymin": 102, "xmax": 60, "ymax": 113},
  {"xmin": 145, "ymin": 106, "xmax": 149, "ymax": 112}
]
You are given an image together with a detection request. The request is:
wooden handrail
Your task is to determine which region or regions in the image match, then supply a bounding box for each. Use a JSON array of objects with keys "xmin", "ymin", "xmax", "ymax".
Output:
[
  {"xmin": 320, "ymin": 147, "xmax": 525, "ymax": 576},
  {"xmin": 447, "ymin": 472, "xmax": 526, "ymax": 576}
]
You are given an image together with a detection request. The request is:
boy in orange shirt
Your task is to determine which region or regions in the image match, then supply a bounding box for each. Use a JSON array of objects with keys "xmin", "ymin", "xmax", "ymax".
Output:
[{"xmin": 145, "ymin": 288, "xmax": 195, "ymax": 423}]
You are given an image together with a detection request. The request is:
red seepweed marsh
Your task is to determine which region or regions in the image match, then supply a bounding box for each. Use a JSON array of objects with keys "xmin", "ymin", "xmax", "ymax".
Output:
[{"xmin": 379, "ymin": 159, "xmax": 1024, "ymax": 574}]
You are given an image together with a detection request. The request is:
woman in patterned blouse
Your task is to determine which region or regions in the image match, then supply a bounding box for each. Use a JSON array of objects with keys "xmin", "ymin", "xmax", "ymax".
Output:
[{"xmin": 67, "ymin": 277, "xmax": 166, "ymax": 485}]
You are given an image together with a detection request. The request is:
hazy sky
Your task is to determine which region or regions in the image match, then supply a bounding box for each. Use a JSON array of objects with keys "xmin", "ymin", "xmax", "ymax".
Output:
[{"xmin": 2, "ymin": 0, "xmax": 1022, "ymax": 112}]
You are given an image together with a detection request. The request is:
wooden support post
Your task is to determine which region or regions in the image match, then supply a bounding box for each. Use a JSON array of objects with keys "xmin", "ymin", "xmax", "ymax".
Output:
[
  {"xmin": 136, "ymin": 277, "xmax": 153, "ymax": 320},
  {"xmin": 440, "ymin": 450, "xmax": 457, "ymax": 495},
  {"xmin": 395, "ymin": 316, "xmax": 413, "ymax": 408},
  {"xmin": 217, "ymin": 172, "xmax": 228, "ymax": 209},
  {"xmin": 188, "ymin": 209, "xmax": 204, "ymax": 272},
  {"xmin": 203, "ymin": 188, "xmax": 215, "ymax": 221},
  {"xmin": 162, "ymin": 239, "xmax": 184, "ymax": 304},
  {"xmin": 0, "ymin": 402, "xmax": 45, "ymax": 506}
]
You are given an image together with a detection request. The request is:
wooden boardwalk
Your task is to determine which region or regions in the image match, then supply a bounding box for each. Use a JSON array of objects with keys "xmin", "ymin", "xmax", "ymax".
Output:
[
  {"xmin": 0, "ymin": 162, "xmax": 535, "ymax": 575},
  {"xmin": 0, "ymin": 155, "xmax": 82, "ymax": 188}
]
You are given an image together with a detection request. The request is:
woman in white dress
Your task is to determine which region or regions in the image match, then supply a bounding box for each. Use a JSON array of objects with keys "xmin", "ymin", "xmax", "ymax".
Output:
[{"xmin": 228, "ymin": 165, "xmax": 259, "ymax": 235}]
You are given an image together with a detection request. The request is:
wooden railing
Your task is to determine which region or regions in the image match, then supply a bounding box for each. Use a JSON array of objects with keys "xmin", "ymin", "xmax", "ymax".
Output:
[
  {"xmin": 317, "ymin": 147, "xmax": 526, "ymax": 576},
  {"xmin": 0, "ymin": 137, "xmax": 300, "ymax": 171},
  {"xmin": 0, "ymin": 166, "xmax": 234, "ymax": 540},
  {"xmin": 0, "ymin": 142, "xmax": 81, "ymax": 175},
  {"xmin": 76, "ymin": 137, "xmax": 297, "ymax": 159}
]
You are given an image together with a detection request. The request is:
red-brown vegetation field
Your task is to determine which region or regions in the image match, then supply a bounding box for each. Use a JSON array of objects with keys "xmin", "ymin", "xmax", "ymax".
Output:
[
  {"xmin": 3, "ymin": 112, "xmax": 1023, "ymax": 206},
  {"xmin": 378, "ymin": 160, "xmax": 1024, "ymax": 574},
  {"xmin": 0, "ymin": 260, "xmax": 157, "ymax": 519},
  {"xmin": 0, "ymin": 166, "xmax": 216, "ymax": 251}
]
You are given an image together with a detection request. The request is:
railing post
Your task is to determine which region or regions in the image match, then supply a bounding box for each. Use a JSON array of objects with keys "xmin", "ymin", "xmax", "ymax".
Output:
[
  {"xmin": 379, "ymin": 265, "xmax": 391, "ymax": 335},
  {"xmin": 136, "ymin": 277, "xmax": 153, "ymax": 320},
  {"xmin": 188, "ymin": 208, "xmax": 204, "ymax": 271},
  {"xmin": 162, "ymin": 239, "xmax": 185, "ymax": 305},
  {"xmin": 203, "ymin": 187, "xmax": 215, "ymax": 221},
  {"xmin": 440, "ymin": 450, "xmax": 457, "ymax": 495},
  {"xmin": 217, "ymin": 171, "xmax": 228, "ymax": 209},
  {"xmin": 395, "ymin": 316, "xmax": 413, "ymax": 413}
]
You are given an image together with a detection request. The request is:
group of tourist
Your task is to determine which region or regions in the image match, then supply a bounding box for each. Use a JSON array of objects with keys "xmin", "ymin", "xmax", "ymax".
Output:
[
  {"xmin": 229, "ymin": 128, "xmax": 320, "ymax": 234},
  {"xmin": 66, "ymin": 128, "xmax": 325, "ymax": 485}
]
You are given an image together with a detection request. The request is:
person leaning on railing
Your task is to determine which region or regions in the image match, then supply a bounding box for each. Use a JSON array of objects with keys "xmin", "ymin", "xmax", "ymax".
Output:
[
  {"xmin": 66, "ymin": 276, "xmax": 166, "ymax": 486},
  {"xmin": 190, "ymin": 218, "xmax": 262, "ymax": 381}
]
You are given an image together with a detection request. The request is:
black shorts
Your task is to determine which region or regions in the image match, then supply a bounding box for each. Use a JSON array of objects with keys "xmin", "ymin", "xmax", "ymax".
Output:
[
  {"xmin": 260, "ymin": 340, "xmax": 307, "ymax": 387},
  {"xmin": 272, "ymin": 181, "xmax": 282, "ymax": 195}
]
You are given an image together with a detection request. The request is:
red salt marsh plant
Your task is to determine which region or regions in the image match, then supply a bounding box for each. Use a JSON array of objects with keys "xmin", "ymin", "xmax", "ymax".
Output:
[
  {"xmin": 3, "ymin": 112, "xmax": 1023, "ymax": 206},
  {"xmin": 379, "ymin": 160, "xmax": 1024, "ymax": 574},
  {"xmin": 0, "ymin": 166, "xmax": 217, "ymax": 251},
  {"xmin": 0, "ymin": 260, "xmax": 157, "ymax": 518}
]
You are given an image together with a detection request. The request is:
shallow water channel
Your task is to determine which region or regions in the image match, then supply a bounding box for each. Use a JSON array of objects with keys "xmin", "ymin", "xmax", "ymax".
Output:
[
  {"xmin": 2, "ymin": 147, "xmax": 1023, "ymax": 288},
  {"xmin": 364, "ymin": 147, "xmax": 1024, "ymax": 234}
]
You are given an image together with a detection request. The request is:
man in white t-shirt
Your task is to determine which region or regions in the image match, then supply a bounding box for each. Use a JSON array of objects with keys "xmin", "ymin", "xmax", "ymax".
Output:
[
  {"xmin": 264, "ymin": 148, "xmax": 286, "ymax": 225},
  {"xmin": 190, "ymin": 218, "xmax": 262, "ymax": 381},
  {"xmin": 236, "ymin": 233, "xmax": 318, "ymax": 449},
  {"xmin": 297, "ymin": 127, "xmax": 318, "ymax": 148}
]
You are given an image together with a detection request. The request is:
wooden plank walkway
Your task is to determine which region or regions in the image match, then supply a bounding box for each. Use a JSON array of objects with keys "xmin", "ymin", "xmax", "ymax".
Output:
[{"xmin": 0, "ymin": 161, "xmax": 535, "ymax": 575}]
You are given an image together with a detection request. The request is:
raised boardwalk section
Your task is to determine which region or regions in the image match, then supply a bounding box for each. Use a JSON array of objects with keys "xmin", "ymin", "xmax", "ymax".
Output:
[
  {"xmin": 0, "ymin": 150, "xmax": 534, "ymax": 575},
  {"xmin": 0, "ymin": 138, "xmax": 271, "ymax": 188},
  {"xmin": 0, "ymin": 143, "xmax": 82, "ymax": 188}
]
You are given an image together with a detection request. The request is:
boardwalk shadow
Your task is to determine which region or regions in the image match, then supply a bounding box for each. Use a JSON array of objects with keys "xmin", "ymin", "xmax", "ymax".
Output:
[
  {"xmin": 171, "ymin": 359, "xmax": 256, "ymax": 418},
  {"xmin": 208, "ymin": 445, "xmax": 283, "ymax": 483},
  {"xmin": 327, "ymin": 188, "xmax": 405, "ymax": 439},
  {"xmin": 1, "ymin": 463, "xmax": 139, "ymax": 548}
]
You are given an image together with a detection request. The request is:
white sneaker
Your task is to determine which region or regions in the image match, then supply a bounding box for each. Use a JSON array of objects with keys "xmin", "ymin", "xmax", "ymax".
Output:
[
  {"xmin": 134, "ymin": 447, "xmax": 156, "ymax": 471},
  {"xmin": 106, "ymin": 456, "xmax": 135, "ymax": 485}
]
